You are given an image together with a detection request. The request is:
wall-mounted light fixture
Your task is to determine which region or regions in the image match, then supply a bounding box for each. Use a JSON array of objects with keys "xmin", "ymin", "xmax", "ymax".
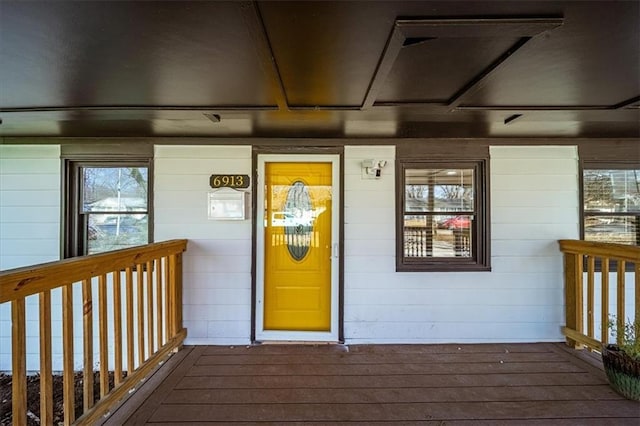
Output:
[{"xmin": 362, "ymin": 159, "xmax": 387, "ymax": 179}]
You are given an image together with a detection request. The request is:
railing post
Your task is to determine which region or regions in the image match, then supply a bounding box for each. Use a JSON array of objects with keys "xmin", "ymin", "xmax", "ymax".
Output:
[
  {"xmin": 564, "ymin": 251, "xmax": 583, "ymax": 348},
  {"xmin": 11, "ymin": 298, "xmax": 27, "ymax": 426},
  {"xmin": 169, "ymin": 252, "xmax": 184, "ymax": 350},
  {"xmin": 176, "ymin": 252, "xmax": 183, "ymax": 334}
]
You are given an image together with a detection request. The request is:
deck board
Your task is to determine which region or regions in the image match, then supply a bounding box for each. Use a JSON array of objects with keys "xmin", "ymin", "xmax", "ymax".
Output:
[
  {"xmin": 164, "ymin": 385, "xmax": 620, "ymax": 404},
  {"xmin": 195, "ymin": 351, "xmax": 563, "ymax": 365},
  {"xmin": 176, "ymin": 372, "xmax": 608, "ymax": 389},
  {"xmin": 185, "ymin": 361, "xmax": 585, "ymax": 376},
  {"xmin": 148, "ymin": 401, "xmax": 639, "ymax": 422},
  {"xmin": 151, "ymin": 421, "xmax": 640, "ymax": 426},
  {"xmin": 106, "ymin": 343, "xmax": 639, "ymax": 425}
]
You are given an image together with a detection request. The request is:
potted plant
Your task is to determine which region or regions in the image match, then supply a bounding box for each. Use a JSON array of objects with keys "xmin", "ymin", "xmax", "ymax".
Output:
[{"xmin": 602, "ymin": 318, "xmax": 640, "ymax": 401}]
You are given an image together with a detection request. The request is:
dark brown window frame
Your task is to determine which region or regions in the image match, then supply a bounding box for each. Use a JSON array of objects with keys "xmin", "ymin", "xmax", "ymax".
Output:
[
  {"xmin": 396, "ymin": 159, "xmax": 490, "ymax": 272},
  {"xmin": 63, "ymin": 155, "xmax": 154, "ymax": 259}
]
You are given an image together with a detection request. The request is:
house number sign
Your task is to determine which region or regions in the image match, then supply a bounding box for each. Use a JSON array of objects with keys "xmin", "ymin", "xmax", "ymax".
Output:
[{"xmin": 210, "ymin": 174, "xmax": 250, "ymax": 189}]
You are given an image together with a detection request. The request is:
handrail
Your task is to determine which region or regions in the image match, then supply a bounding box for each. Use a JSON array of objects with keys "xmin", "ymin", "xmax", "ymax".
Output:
[
  {"xmin": 559, "ymin": 239, "xmax": 639, "ymax": 352},
  {"xmin": 559, "ymin": 240, "xmax": 640, "ymax": 263},
  {"xmin": 0, "ymin": 239, "xmax": 188, "ymax": 425}
]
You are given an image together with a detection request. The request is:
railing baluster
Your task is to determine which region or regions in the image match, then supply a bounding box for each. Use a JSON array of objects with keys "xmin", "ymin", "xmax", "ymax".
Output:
[
  {"xmin": 587, "ymin": 256, "xmax": 595, "ymax": 340},
  {"xmin": 39, "ymin": 290, "xmax": 53, "ymax": 425},
  {"xmin": 82, "ymin": 278, "xmax": 94, "ymax": 411},
  {"xmin": 616, "ymin": 260, "xmax": 626, "ymax": 345},
  {"xmin": 601, "ymin": 258, "xmax": 610, "ymax": 345},
  {"xmin": 164, "ymin": 256, "xmax": 170, "ymax": 344},
  {"xmin": 576, "ymin": 254, "xmax": 584, "ymax": 340},
  {"xmin": 168, "ymin": 255, "xmax": 175, "ymax": 337},
  {"xmin": 125, "ymin": 266, "xmax": 135, "ymax": 372},
  {"xmin": 636, "ymin": 262, "xmax": 640, "ymax": 346},
  {"xmin": 11, "ymin": 298, "xmax": 26, "ymax": 426},
  {"xmin": 156, "ymin": 258, "xmax": 164, "ymax": 346},
  {"xmin": 99, "ymin": 274, "xmax": 109, "ymax": 398},
  {"xmin": 137, "ymin": 265, "xmax": 145, "ymax": 365},
  {"xmin": 113, "ymin": 271, "xmax": 123, "ymax": 386},
  {"xmin": 147, "ymin": 260, "xmax": 154, "ymax": 355},
  {"xmin": 62, "ymin": 284, "xmax": 75, "ymax": 425}
]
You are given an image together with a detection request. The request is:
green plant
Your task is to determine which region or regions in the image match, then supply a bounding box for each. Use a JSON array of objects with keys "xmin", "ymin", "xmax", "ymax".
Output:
[{"xmin": 607, "ymin": 316, "xmax": 640, "ymax": 361}]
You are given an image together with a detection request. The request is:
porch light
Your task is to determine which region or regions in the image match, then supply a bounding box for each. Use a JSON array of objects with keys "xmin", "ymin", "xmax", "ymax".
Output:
[{"xmin": 362, "ymin": 159, "xmax": 387, "ymax": 179}]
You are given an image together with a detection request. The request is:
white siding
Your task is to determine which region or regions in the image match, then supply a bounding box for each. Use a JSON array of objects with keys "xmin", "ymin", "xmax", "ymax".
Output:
[
  {"xmin": 0, "ymin": 146, "xmax": 140, "ymax": 372},
  {"xmin": 342, "ymin": 145, "xmax": 580, "ymax": 343},
  {"xmin": 154, "ymin": 145, "xmax": 252, "ymax": 345},
  {"xmin": 0, "ymin": 145, "xmax": 61, "ymax": 370},
  {"xmin": 3, "ymin": 142, "xmax": 629, "ymax": 370},
  {"xmin": 0, "ymin": 145, "xmax": 61, "ymax": 269}
]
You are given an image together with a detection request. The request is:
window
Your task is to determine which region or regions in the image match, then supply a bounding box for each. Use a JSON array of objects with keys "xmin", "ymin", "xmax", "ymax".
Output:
[
  {"xmin": 582, "ymin": 165, "xmax": 640, "ymax": 246},
  {"xmin": 64, "ymin": 160, "xmax": 152, "ymax": 257},
  {"xmin": 397, "ymin": 160, "xmax": 489, "ymax": 271}
]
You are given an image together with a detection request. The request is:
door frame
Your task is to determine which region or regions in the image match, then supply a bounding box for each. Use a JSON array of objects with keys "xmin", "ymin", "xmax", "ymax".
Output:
[{"xmin": 253, "ymin": 153, "xmax": 341, "ymax": 342}]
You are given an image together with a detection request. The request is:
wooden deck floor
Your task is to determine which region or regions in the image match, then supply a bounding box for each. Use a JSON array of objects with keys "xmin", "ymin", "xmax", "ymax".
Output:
[{"xmin": 104, "ymin": 343, "xmax": 639, "ymax": 425}]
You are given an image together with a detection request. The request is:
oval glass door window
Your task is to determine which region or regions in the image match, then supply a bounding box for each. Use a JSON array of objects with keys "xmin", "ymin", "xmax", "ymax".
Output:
[{"xmin": 284, "ymin": 181, "xmax": 313, "ymax": 261}]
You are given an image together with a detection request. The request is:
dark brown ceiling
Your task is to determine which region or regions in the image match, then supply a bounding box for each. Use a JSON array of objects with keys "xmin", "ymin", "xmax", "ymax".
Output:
[{"xmin": 0, "ymin": 0, "xmax": 638, "ymax": 139}]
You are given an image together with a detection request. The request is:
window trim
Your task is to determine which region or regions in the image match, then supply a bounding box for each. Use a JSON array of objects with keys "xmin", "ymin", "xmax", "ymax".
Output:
[
  {"xmin": 396, "ymin": 159, "xmax": 490, "ymax": 272},
  {"xmin": 63, "ymin": 158, "xmax": 154, "ymax": 258}
]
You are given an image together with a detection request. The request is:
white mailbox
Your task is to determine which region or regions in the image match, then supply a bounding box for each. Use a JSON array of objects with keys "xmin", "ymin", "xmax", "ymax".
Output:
[{"xmin": 208, "ymin": 189, "xmax": 247, "ymax": 220}]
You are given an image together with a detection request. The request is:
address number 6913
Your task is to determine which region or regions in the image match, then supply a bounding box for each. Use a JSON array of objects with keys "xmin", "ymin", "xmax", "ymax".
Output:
[{"xmin": 210, "ymin": 174, "xmax": 250, "ymax": 188}]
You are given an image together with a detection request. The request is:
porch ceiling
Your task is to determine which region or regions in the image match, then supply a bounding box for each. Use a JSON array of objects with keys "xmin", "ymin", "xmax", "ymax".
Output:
[{"xmin": 0, "ymin": 1, "xmax": 638, "ymax": 139}]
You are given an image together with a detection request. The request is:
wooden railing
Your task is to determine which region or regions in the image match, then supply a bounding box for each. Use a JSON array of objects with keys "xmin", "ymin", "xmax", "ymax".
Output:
[
  {"xmin": 0, "ymin": 239, "xmax": 188, "ymax": 425},
  {"xmin": 559, "ymin": 239, "xmax": 639, "ymax": 351}
]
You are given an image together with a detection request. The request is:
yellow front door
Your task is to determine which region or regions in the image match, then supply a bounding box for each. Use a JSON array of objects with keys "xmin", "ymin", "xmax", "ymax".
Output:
[{"xmin": 263, "ymin": 162, "xmax": 332, "ymax": 331}]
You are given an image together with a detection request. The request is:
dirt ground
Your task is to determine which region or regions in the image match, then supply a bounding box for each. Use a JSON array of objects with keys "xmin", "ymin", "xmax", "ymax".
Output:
[{"xmin": 0, "ymin": 372, "xmax": 118, "ymax": 425}]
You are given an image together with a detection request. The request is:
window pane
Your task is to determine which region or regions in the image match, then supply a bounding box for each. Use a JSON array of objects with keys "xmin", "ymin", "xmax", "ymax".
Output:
[
  {"xmin": 88, "ymin": 213, "xmax": 149, "ymax": 254},
  {"xmin": 584, "ymin": 215, "xmax": 638, "ymax": 245},
  {"xmin": 82, "ymin": 167, "xmax": 148, "ymax": 213},
  {"xmin": 404, "ymin": 214, "xmax": 472, "ymax": 258},
  {"xmin": 405, "ymin": 168, "xmax": 474, "ymax": 212},
  {"xmin": 584, "ymin": 169, "xmax": 640, "ymax": 213}
]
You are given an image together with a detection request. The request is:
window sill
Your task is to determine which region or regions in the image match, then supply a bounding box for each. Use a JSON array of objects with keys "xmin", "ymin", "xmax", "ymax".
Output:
[{"xmin": 396, "ymin": 261, "xmax": 491, "ymax": 273}]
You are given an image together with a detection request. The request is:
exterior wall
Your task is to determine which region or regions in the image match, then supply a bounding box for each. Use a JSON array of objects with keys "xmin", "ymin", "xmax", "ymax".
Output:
[
  {"xmin": 343, "ymin": 145, "xmax": 580, "ymax": 343},
  {"xmin": 2, "ymin": 142, "xmax": 635, "ymax": 370},
  {"xmin": 0, "ymin": 145, "xmax": 61, "ymax": 370},
  {"xmin": 154, "ymin": 145, "xmax": 253, "ymax": 345},
  {"xmin": 0, "ymin": 145, "xmax": 61, "ymax": 269}
]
